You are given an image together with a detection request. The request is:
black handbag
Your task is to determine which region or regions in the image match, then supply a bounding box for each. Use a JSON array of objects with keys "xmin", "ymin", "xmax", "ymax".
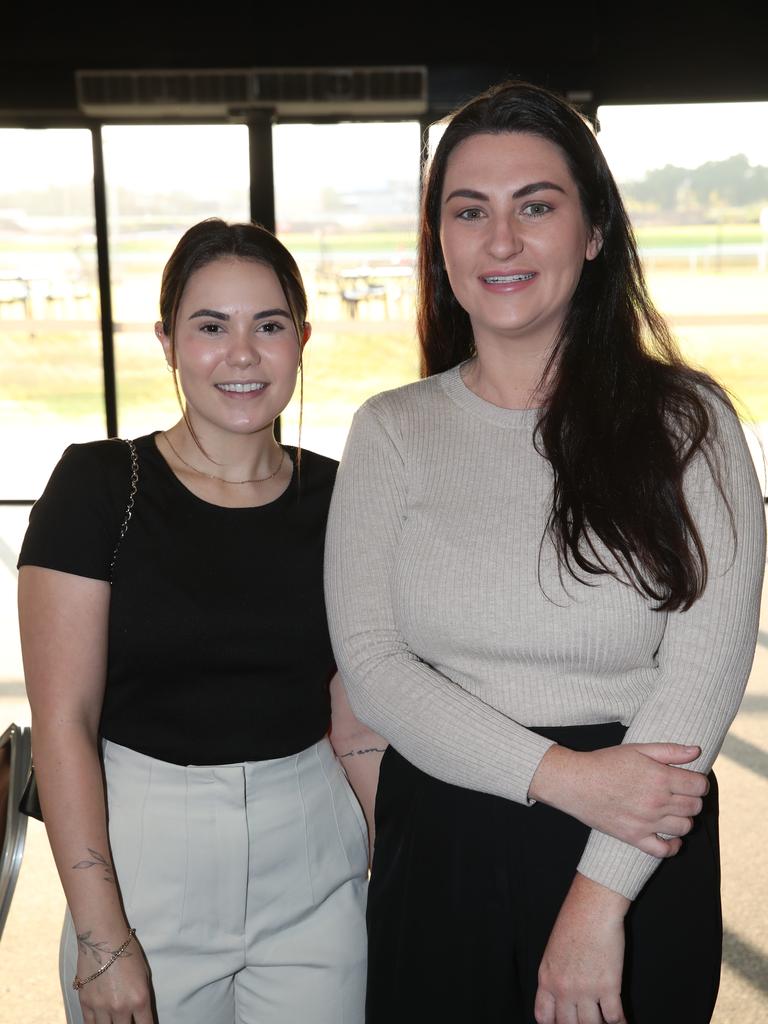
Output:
[
  {"xmin": 18, "ymin": 439, "xmax": 139, "ymax": 823},
  {"xmin": 18, "ymin": 766, "xmax": 42, "ymax": 820}
]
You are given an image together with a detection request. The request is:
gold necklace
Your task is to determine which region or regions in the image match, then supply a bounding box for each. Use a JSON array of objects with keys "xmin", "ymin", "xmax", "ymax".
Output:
[{"xmin": 163, "ymin": 432, "xmax": 285, "ymax": 485}]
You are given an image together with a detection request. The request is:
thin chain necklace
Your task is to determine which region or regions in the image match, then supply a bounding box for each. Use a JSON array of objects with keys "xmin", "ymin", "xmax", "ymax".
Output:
[{"xmin": 163, "ymin": 431, "xmax": 285, "ymax": 485}]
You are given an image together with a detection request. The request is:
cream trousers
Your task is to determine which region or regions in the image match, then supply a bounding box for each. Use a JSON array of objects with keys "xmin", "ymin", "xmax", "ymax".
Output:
[{"xmin": 61, "ymin": 737, "xmax": 368, "ymax": 1023}]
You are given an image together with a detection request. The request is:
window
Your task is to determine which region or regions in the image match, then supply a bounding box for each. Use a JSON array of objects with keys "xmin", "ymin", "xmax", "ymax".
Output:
[
  {"xmin": 597, "ymin": 102, "xmax": 768, "ymax": 489},
  {"xmin": 273, "ymin": 121, "xmax": 422, "ymax": 456},
  {"xmin": 0, "ymin": 129, "xmax": 101, "ymax": 499},
  {"xmin": 102, "ymin": 124, "xmax": 251, "ymax": 439}
]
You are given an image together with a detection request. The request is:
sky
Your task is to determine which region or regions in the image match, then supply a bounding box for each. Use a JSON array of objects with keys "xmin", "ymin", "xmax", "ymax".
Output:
[
  {"xmin": 596, "ymin": 102, "xmax": 768, "ymax": 182},
  {"xmin": 2, "ymin": 103, "xmax": 768, "ymax": 197}
]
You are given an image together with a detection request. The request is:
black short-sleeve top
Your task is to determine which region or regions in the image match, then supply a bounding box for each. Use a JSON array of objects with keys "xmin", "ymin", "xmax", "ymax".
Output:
[{"xmin": 18, "ymin": 433, "xmax": 338, "ymax": 765}]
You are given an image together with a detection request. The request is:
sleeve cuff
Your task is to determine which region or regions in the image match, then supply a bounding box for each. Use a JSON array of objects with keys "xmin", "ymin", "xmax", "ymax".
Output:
[{"xmin": 577, "ymin": 830, "xmax": 661, "ymax": 900}]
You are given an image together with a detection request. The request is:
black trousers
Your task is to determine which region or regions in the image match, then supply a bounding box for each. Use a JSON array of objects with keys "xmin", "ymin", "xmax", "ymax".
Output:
[{"xmin": 366, "ymin": 724, "xmax": 722, "ymax": 1024}]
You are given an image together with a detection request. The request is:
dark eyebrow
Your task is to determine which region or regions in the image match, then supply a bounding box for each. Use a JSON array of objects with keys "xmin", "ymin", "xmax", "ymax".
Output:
[
  {"xmin": 189, "ymin": 308, "xmax": 228, "ymax": 321},
  {"xmin": 254, "ymin": 308, "xmax": 292, "ymax": 320},
  {"xmin": 188, "ymin": 307, "xmax": 291, "ymax": 321},
  {"xmin": 443, "ymin": 181, "xmax": 566, "ymax": 203},
  {"xmin": 512, "ymin": 180, "xmax": 566, "ymax": 199}
]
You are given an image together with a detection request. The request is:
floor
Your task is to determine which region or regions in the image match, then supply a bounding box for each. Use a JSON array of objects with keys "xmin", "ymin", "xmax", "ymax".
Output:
[{"xmin": 1, "ymin": 585, "xmax": 766, "ymax": 1022}]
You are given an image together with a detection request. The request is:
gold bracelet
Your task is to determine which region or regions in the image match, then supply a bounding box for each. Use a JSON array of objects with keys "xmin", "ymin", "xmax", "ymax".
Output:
[{"xmin": 72, "ymin": 928, "xmax": 136, "ymax": 991}]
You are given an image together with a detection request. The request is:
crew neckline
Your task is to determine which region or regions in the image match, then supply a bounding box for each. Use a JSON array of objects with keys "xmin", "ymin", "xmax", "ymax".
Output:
[
  {"xmin": 440, "ymin": 363, "xmax": 543, "ymax": 428},
  {"xmin": 143, "ymin": 432, "xmax": 297, "ymax": 512}
]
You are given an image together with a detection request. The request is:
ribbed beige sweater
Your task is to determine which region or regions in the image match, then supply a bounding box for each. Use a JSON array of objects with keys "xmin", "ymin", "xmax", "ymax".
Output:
[{"xmin": 324, "ymin": 364, "xmax": 765, "ymax": 899}]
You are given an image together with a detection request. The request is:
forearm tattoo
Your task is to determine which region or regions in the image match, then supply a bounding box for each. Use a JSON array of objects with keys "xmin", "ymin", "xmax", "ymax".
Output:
[
  {"xmin": 76, "ymin": 930, "xmax": 132, "ymax": 964},
  {"xmin": 339, "ymin": 747, "xmax": 387, "ymax": 759},
  {"xmin": 72, "ymin": 848, "xmax": 115, "ymax": 883}
]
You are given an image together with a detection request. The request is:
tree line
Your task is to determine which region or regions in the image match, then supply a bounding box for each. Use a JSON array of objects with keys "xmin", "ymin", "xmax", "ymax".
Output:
[{"xmin": 623, "ymin": 154, "xmax": 768, "ymax": 210}]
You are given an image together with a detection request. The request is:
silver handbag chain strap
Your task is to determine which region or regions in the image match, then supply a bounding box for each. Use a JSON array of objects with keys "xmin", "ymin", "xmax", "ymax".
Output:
[{"xmin": 108, "ymin": 438, "xmax": 139, "ymax": 583}]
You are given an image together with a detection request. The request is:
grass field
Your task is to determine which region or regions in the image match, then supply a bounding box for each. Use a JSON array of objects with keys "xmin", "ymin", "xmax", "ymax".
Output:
[
  {"xmin": 634, "ymin": 224, "xmax": 767, "ymax": 247},
  {"xmin": 676, "ymin": 324, "xmax": 768, "ymax": 421},
  {"xmin": 644, "ymin": 268, "xmax": 768, "ymax": 421},
  {"xmin": 1, "ymin": 260, "xmax": 766, "ymax": 474},
  {"xmin": 1, "ymin": 223, "xmax": 766, "ymax": 259}
]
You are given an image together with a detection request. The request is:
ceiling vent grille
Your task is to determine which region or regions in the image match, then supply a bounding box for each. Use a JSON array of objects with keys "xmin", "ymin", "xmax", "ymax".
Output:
[{"xmin": 76, "ymin": 67, "xmax": 427, "ymax": 117}]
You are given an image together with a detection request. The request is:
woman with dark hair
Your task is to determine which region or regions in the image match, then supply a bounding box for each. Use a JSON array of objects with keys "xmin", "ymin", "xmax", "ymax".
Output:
[
  {"xmin": 325, "ymin": 82, "xmax": 765, "ymax": 1023},
  {"xmin": 18, "ymin": 219, "xmax": 381, "ymax": 1024}
]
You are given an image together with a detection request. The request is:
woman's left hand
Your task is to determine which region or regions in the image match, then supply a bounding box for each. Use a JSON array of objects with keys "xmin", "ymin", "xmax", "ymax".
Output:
[{"xmin": 535, "ymin": 873, "xmax": 630, "ymax": 1024}]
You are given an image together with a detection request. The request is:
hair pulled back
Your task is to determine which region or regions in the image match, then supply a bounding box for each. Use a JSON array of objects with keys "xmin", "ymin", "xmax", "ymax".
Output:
[
  {"xmin": 160, "ymin": 218, "xmax": 307, "ymax": 349},
  {"xmin": 159, "ymin": 218, "xmax": 308, "ymax": 448}
]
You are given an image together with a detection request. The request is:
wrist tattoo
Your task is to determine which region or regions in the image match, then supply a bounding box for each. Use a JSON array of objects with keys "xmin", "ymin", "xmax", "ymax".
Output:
[
  {"xmin": 72, "ymin": 848, "xmax": 115, "ymax": 884},
  {"xmin": 339, "ymin": 747, "xmax": 387, "ymax": 759},
  {"xmin": 76, "ymin": 930, "xmax": 133, "ymax": 965}
]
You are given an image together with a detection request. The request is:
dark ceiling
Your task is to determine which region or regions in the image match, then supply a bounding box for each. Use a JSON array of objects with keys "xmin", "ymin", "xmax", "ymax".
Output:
[{"xmin": 3, "ymin": 4, "xmax": 767, "ymax": 117}]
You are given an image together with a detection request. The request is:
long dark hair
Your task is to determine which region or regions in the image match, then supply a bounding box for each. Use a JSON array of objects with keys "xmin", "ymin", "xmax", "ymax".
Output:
[
  {"xmin": 159, "ymin": 218, "xmax": 308, "ymax": 447},
  {"xmin": 419, "ymin": 81, "xmax": 729, "ymax": 612}
]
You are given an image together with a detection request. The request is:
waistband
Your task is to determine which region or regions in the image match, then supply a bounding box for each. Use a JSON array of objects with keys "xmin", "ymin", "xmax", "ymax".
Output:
[
  {"xmin": 528, "ymin": 721, "xmax": 627, "ymax": 751},
  {"xmin": 102, "ymin": 733, "xmax": 338, "ymax": 787}
]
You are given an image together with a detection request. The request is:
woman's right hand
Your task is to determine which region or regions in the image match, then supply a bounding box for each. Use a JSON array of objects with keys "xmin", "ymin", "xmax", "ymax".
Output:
[
  {"xmin": 75, "ymin": 935, "xmax": 154, "ymax": 1024},
  {"xmin": 528, "ymin": 741, "xmax": 708, "ymax": 857}
]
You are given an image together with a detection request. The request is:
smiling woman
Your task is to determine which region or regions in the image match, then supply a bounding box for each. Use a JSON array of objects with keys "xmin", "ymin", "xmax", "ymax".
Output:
[
  {"xmin": 154, "ymin": 257, "xmax": 308, "ymax": 501},
  {"xmin": 439, "ymin": 133, "xmax": 601, "ymax": 406},
  {"xmin": 325, "ymin": 81, "xmax": 765, "ymax": 1024},
  {"xmin": 17, "ymin": 219, "xmax": 383, "ymax": 1024}
]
